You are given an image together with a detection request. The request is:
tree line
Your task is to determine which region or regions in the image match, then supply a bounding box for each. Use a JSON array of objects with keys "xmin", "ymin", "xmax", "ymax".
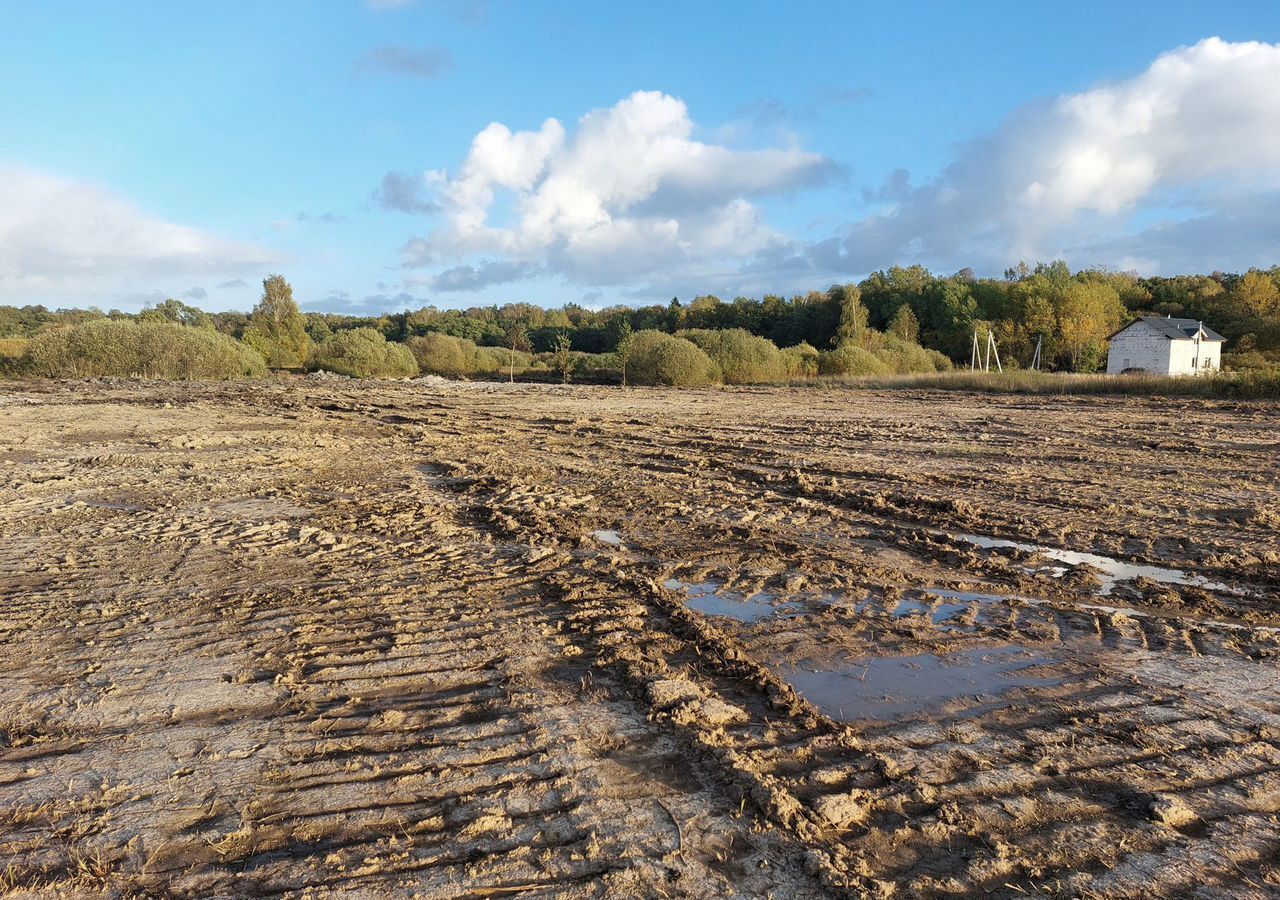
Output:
[{"xmin": 2, "ymin": 262, "xmax": 1278, "ymax": 379}]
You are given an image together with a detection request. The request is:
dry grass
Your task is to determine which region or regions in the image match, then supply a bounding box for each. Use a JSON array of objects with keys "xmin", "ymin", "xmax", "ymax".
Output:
[{"xmin": 831, "ymin": 368, "xmax": 1280, "ymax": 399}]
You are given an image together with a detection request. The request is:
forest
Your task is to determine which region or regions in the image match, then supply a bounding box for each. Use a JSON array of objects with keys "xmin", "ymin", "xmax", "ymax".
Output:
[{"xmin": 2, "ymin": 262, "xmax": 1278, "ymax": 384}]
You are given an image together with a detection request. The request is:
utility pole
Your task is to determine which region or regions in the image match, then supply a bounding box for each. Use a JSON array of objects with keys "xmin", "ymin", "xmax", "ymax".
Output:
[{"xmin": 986, "ymin": 330, "xmax": 1003, "ymax": 373}]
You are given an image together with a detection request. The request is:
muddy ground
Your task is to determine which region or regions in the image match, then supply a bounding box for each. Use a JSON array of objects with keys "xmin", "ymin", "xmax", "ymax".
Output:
[{"xmin": 1, "ymin": 378, "xmax": 1278, "ymax": 898}]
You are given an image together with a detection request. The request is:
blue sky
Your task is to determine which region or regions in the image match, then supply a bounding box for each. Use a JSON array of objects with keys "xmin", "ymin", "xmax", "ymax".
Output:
[{"xmin": 2, "ymin": 1, "xmax": 1278, "ymax": 313}]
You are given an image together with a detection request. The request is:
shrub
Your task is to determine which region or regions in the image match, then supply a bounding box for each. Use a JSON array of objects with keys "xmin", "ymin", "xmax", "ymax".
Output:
[
  {"xmin": 475, "ymin": 345, "xmax": 535, "ymax": 378},
  {"xmin": 0, "ymin": 337, "xmax": 29, "ymax": 375},
  {"xmin": 21, "ymin": 320, "xmax": 266, "ymax": 379},
  {"xmin": 818, "ymin": 344, "xmax": 891, "ymax": 376},
  {"xmin": 780, "ymin": 341, "xmax": 820, "ymax": 378},
  {"xmin": 677, "ymin": 327, "xmax": 788, "ymax": 383},
  {"xmin": 406, "ymin": 332, "xmax": 478, "ymax": 377},
  {"xmin": 311, "ymin": 327, "xmax": 417, "ymax": 378},
  {"xmin": 627, "ymin": 330, "xmax": 718, "ymax": 386},
  {"xmin": 871, "ymin": 334, "xmax": 954, "ymax": 374}
]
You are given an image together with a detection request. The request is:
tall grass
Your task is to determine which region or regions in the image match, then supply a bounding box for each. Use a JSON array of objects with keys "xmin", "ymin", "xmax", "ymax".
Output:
[{"xmin": 844, "ymin": 369, "xmax": 1280, "ymax": 399}]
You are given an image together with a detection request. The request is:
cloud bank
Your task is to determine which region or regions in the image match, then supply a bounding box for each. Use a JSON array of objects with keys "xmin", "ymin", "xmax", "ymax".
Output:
[
  {"xmin": 831, "ymin": 36, "xmax": 1280, "ymax": 274},
  {"xmin": 0, "ymin": 164, "xmax": 277, "ymax": 304}
]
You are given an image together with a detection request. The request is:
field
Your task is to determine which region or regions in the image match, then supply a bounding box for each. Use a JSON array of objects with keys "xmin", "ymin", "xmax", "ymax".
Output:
[{"xmin": 2, "ymin": 378, "xmax": 1278, "ymax": 898}]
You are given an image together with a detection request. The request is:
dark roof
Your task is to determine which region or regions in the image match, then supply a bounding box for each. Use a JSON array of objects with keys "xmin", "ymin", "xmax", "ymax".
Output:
[{"xmin": 1108, "ymin": 317, "xmax": 1226, "ymax": 342}]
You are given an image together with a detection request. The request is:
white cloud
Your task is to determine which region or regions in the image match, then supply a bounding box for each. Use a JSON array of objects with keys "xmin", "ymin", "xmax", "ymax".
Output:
[
  {"xmin": 836, "ymin": 37, "xmax": 1280, "ymax": 274},
  {"xmin": 0, "ymin": 164, "xmax": 279, "ymax": 304},
  {"xmin": 401, "ymin": 90, "xmax": 838, "ymax": 289}
]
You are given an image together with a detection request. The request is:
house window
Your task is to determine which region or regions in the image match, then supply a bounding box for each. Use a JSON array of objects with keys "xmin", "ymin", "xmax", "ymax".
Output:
[{"xmin": 1122, "ymin": 358, "xmax": 1130, "ymax": 369}]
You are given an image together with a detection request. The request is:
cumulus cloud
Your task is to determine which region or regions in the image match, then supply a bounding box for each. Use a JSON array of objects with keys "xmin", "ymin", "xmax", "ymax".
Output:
[
  {"xmin": 355, "ymin": 44, "xmax": 452, "ymax": 79},
  {"xmin": 0, "ymin": 164, "xmax": 277, "ymax": 302},
  {"xmin": 838, "ymin": 37, "xmax": 1280, "ymax": 274},
  {"xmin": 216, "ymin": 277, "xmax": 249, "ymax": 290},
  {"xmin": 401, "ymin": 90, "xmax": 838, "ymax": 289}
]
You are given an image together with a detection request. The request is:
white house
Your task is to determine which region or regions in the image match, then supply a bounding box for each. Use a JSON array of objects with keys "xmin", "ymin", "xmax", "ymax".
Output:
[{"xmin": 1106, "ymin": 317, "xmax": 1225, "ymax": 376}]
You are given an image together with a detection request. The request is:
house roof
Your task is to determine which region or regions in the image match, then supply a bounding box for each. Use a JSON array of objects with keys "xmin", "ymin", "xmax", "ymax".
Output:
[{"xmin": 1108, "ymin": 317, "xmax": 1226, "ymax": 342}]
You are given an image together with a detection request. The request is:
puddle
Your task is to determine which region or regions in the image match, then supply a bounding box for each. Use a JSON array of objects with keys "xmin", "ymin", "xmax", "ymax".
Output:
[
  {"xmin": 780, "ymin": 646, "xmax": 1060, "ymax": 722},
  {"xmin": 952, "ymin": 533, "xmax": 1233, "ymax": 596},
  {"xmin": 590, "ymin": 529, "xmax": 623, "ymax": 546},
  {"xmin": 892, "ymin": 597, "xmax": 969, "ymax": 625},
  {"xmin": 664, "ymin": 578, "xmax": 800, "ymax": 623}
]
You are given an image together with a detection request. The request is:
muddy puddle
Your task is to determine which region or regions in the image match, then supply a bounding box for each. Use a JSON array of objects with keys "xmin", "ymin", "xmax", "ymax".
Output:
[
  {"xmin": 780, "ymin": 646, "xmax": 1062, "ymax": 722},
  {"xmin": 951, "ymin": 532, "xmax": 1235, "ymax": 596},
  {"xmin": 891, "ymin": 596, "xmax": 970, "ymax": 625},
  {"xmin": 664, "ymin": 578, "xmax": 802, "ymax": 623}
]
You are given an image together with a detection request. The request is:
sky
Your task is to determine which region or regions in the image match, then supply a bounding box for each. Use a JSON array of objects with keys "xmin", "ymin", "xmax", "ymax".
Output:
[{"xmin": 2, "ymin": 1, "xmax": 1279, "ymax": 315}]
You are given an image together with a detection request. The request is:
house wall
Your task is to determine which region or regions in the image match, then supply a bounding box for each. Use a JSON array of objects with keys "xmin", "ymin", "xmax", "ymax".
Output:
[
  {"xmin": 1167, "ymin": 337, "xmax": 1221, "ymax": 375},
  {"xmin": 1105, "ymin": 323, "xmax": 1222, "ymax": 375},
  {"xmin": 1106, "ymin": 325, "xmax": 1170, "ymax": 374}
]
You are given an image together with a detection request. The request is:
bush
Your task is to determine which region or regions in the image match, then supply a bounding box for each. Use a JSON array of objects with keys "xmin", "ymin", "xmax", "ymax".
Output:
[
  {"xmin": 627, "ymin": 330, "xmax": 718, "ymax": 386},
  {"xmin": 21, "ymin": 320, "xmax": 266, "ymax": 379},
  {"xmin": 780, "ymin": 342, "xmax": 820, "ymax": 378},
  {"xmin": 312, "ymin": 327, "xmax": 417, "ymax": 378},
  {"xmin": 473, "ymin": 345, "xmax": 536, "ymax": 378},
  {"xmin": 818, "ymin": 344, "xmax": 891, "ymax": 376},
  {"xmin": 406, "ymin": 332, "xmax": 478, "ymax": 377},
  {"xmin": 871, "ymin": 334, "xmax": 954, "ymax": 374},
  {"xmin": 0, "ymin": 337, "xmax": 29, "ymax": 375},
  {"xmin": 677, "ymin": 328, "xmax": 788, "ymax": 383}
]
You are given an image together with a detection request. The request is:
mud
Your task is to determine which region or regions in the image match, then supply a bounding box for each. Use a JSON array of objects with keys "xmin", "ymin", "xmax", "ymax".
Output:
[{"xmin": 1, "ymin": 378, "xmax": 1278, "ymax": 898}]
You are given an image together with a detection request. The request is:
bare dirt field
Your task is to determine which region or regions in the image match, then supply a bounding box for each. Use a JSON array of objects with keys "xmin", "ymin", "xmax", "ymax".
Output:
[{"xmin": 2, "ymin": 378, "xmax": 1278, "ymax": 898}]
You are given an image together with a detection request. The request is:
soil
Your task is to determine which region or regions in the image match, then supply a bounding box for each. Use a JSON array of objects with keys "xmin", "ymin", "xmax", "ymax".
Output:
[{"xmin": 1, "ymin": 378, "xmax": 1278, "ymax": 898}]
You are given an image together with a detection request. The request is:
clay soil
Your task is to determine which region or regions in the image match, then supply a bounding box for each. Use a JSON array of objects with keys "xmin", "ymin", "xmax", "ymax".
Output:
[{"xmin": 1, "ymin": 378, "xmax": 1278, "ymax": 898}]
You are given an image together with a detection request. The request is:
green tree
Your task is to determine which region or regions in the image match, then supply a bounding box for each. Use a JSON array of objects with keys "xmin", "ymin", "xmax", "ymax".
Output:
[
  {"xmin": 552, "ymin": 331, "xmax": 574, "ymax": 383},
  {"xmin": 887, "ymin": 305, "xmax": 920, "ymax": 344},
  {"xmin": 242, "ymin": 274, "xmax": 310, "ymax": 369},
  {"xmin": 833, "ymin": 284, "xmax": 870, "ymax": 348},
  {"xmin": 1233, "ymin": 270, "xmax": 1280, "ymax": 319},
  {"xmin": 1058, "ymin": 281, "xmax": 1124, "ymax": 371},
  {"xmin": 138, "ymin": 298, "xmax": 213, "ymax": 329}
]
